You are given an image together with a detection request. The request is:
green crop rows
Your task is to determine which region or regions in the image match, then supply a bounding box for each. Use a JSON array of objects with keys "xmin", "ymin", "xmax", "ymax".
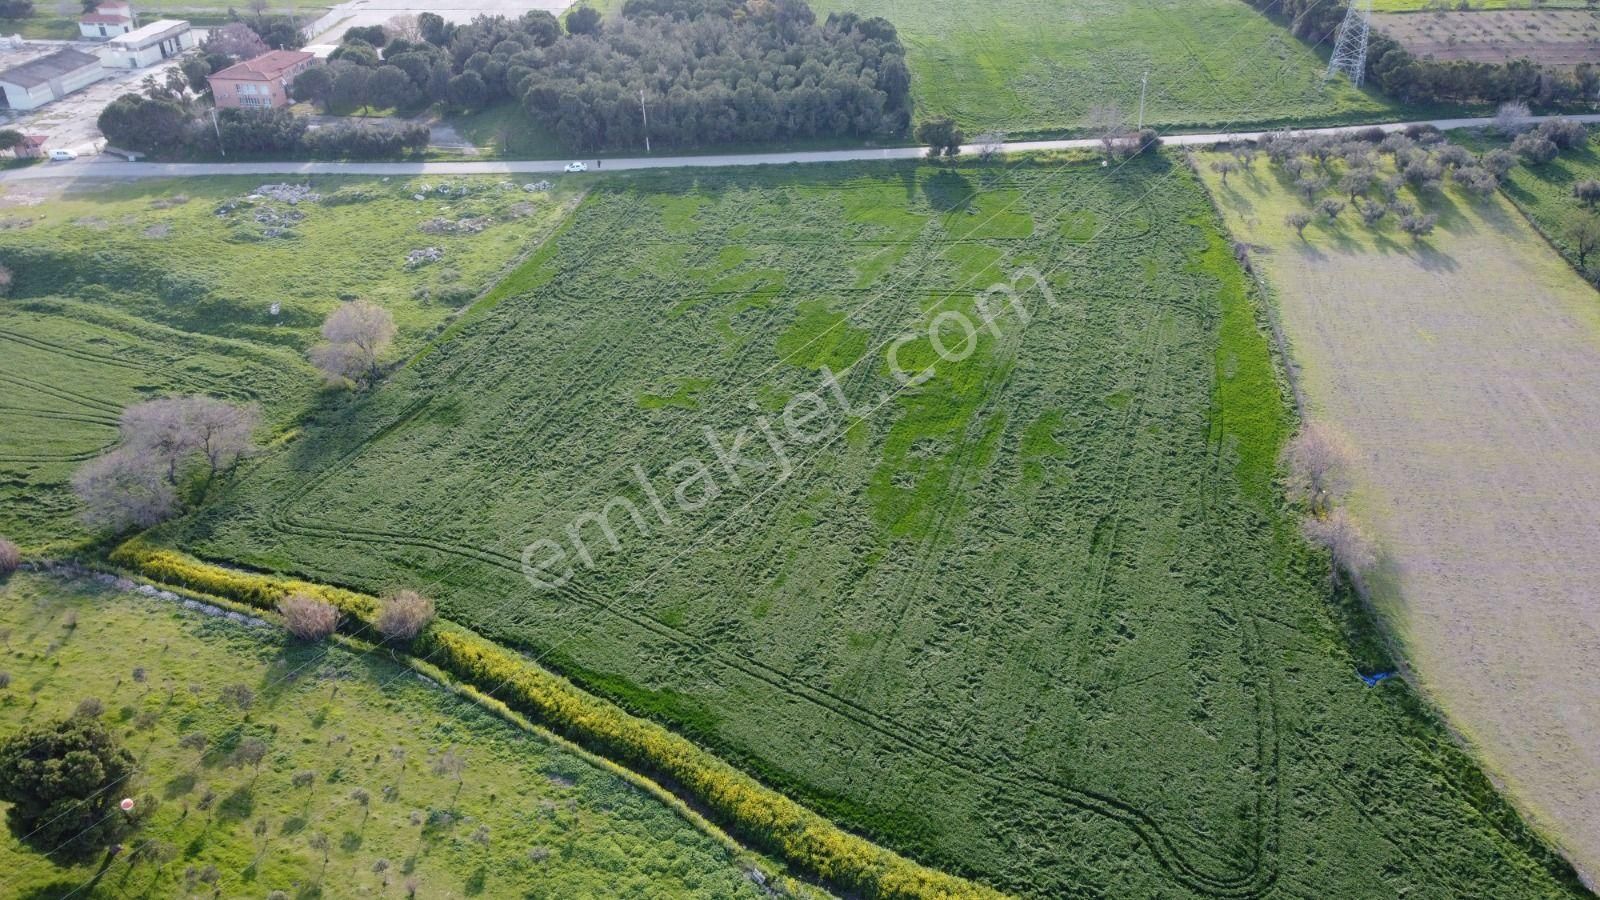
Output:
[
  {"xmin": 169, "ymin": 158, "xmax": 1579, "ymax": 897},
  {"xmin": 0, "ymin": 572, "xmax": 770, "ymax": 898},
  {"xmin": 806, "ymin": 0, "xmax": 1397, "ymax": 136}
]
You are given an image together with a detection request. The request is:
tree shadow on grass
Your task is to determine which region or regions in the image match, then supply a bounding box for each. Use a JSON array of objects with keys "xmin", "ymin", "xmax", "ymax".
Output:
[{"xmin": 921, "ymin": 168, "xmax": 975, "ymax": 212}]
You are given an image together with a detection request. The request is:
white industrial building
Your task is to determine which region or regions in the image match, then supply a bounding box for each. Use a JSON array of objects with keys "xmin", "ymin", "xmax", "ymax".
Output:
[
  {"xmin": 103, "ymin": 19, "xmax": 193, "ymax": 68},
  {"xmin": 0, "ymin": 48, "xmax": 106, "ymax": 111}
]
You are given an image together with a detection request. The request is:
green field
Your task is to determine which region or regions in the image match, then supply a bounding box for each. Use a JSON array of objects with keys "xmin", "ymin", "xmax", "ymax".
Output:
[
  {"xmin": 161, "ymin": 157, "xmax": 1581, "ymax": 896},
  {"xmin": 0, "ymin": 572, "xmax": 775, "ymax": 899},
  {"xmin": 1456, "ymin": 126, "xmax": 1600, "ymax": 279},
  {"xmin": 1373, "ymin": 0, "xmax": 1593, "ymax": 10},
  {"xmin": 802, "ymin": 0, "xmax": 1397, "ymax": 136},
  {"xmin": 0, "ymin": 177, "xmax": 574, "ymax": 549}
]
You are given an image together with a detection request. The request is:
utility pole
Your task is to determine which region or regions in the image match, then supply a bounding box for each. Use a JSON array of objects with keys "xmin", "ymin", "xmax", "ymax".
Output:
[
  {"xmin": 211, "ymin": 107, "xmax": 225, "ymax": 157},
  {"xmin": 639, "ymin": 88, "xmax": 650, "ymax": 153},
  {"xmin": 1137, "ymin": 70, "xmax": 1148, "ymax": 131}
]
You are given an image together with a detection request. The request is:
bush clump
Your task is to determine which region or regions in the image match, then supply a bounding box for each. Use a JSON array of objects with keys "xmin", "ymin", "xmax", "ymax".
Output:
[
  {"xmin": 376, "ymin": 589, "xmax": 436, "ymax": 641},
  {"xmin": 278, "ymin": 593, "xmax": 339, "ymax": 641}
]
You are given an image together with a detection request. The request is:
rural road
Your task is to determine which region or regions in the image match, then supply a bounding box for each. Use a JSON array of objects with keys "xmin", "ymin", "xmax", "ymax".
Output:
[{"xmin": 6, "ymin": 114, "xmax": 1600, "ymax": 183}]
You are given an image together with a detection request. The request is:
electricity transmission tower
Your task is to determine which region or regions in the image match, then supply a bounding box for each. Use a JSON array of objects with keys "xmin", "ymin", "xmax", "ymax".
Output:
[{"xmin": 1325, "ymin": 0, "xmax": 1373, "ymax": 87}]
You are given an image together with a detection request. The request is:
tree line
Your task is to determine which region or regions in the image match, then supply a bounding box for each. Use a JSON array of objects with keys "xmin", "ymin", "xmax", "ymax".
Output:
[
  {"xmin": 1244, "ymin": 0, "xmax": 1600, "ymax": 106},
  {"xmin": 293, "ymin": 0, "xmax": 912, "ymax": 151}
]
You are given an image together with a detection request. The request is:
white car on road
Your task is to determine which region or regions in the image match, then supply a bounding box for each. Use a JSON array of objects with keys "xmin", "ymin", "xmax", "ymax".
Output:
[
  {"xmin": 48, "ymin": 149, "xmax": 77, "ymax": 161},
  {"xmin": 564, "ymin": 161, "xmax": 588, "ymax": 173}
]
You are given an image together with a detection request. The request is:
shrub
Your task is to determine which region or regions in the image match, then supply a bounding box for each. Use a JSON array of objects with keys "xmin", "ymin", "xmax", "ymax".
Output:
[
  {"xmin": 278, "ymin": 593, "xmax": 339, "ymax": 641},
  {"xmin": 1573, "ymin": 179, "xmax": 1600, "ymax": 208},
  {"xmin": 0, "ymin": 537, "xmax": 18, "ymax": 574},
  {"xmin": 376, "ymin": 590, "xmax": 436, "ymax": 641}
]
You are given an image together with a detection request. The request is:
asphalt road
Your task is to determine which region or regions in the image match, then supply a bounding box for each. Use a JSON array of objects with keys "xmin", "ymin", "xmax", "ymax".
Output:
[{"xmin": 6, "ymin": 114, "xmax": 1599, "ymax": 183}]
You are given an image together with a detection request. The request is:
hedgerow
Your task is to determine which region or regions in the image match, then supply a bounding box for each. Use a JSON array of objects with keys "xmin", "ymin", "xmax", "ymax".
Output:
[{"xmin": 108, "ymin": 538, "xmax": 1004, "ymax": 900}]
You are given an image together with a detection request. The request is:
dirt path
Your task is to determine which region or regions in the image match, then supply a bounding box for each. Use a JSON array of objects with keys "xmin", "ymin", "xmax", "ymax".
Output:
[{"xmin": 1199, "ymin": 160, "xmax": 1600, "ymax": 884}]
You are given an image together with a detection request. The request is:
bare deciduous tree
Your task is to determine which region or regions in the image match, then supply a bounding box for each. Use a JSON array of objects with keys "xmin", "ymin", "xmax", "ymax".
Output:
[
  {"xmin": 74, "ymin": 396, "xmax": 258, "ymax": 532},
  {"xmin": 71, "ymin": 448, "xmax": 179, "ymax": 531},
  {"xmin": 1493, "ymin": 100, "xmax": 1532, "ymax": 137},
  {"xmin": 310, "ymin": 300, "xmax": 397, "ymax": 386},
  {"xmin": 202, "ymin": 22, "xmax": 269, "ymax": 64},
  {"xmin": 0, "ymin": 536, "xmax": 19, "ymax": 575},
  {"xmin": 231, "ymin": 736, "xmax": 269, "ymax": 771},
  {"xmin": 1302, "ymin": 507, "xmax": 1377, "ymax": 583},
  {"xmin": 1087, "ymin": 102, "xmax": 1125, "ymax": 156},
  {"xmin": 1280, "ymin": 422, "xmax": 1353, "ymax": 514},
  {"xmin": 1568, "ymin": 214, "xmax": 1600, "ymax": 270},
  {"xmin": 386, "ymin": 14, "xmax": 422, "ymax": 42},
  {"xmin": 278, "ymin": 594, "xmax": 339, "ymax": 641},
  {"xmin": 973, "ymin": 131, "xmax": 1006, "ymax": 162},
  {"xmin": 376, "ymin": 590, "xmax": 436, "ymax": 641}
]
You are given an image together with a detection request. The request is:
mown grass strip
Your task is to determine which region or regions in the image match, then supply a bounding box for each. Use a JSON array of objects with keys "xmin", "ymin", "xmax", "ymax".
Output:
[{"xmin": 107, "ymin": 538, "xmax": 1008, "ymax": 900}]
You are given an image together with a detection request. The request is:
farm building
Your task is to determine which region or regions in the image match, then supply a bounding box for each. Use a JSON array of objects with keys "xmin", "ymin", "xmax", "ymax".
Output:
[
  {"xmin": 208, "ymin": 50, "xmax": 315, "ymax": 109},
  {"xmin": 0, "ymin": 48, "xmax": 106, "ymax": 111},
  {"xmin": 103, "ymin": 19, "xmax": 193, "ymax": 68},
  {"xmin": 79, "ymin": 1, "xmax": 134, "ymax": 39}
]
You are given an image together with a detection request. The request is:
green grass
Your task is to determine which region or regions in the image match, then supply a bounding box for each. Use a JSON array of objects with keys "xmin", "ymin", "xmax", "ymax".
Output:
[
  {"xmin": 0, "ymin": 176, "xmax": 574, "ymax": 551},
  {"xmin": 0, "ymin": 307, "xmax": 314, "ymax": 551},
  {"xmin": 166, "ymin": 156, "xmax": 1581, "ymax": 897},
  {"xmin": 0, "ymin": 177, "xmax": 578, "ymax": 350},
  {"xmin": 1373, "ymin": 0, "xmax": 1593, "ymax": 10},
  {"xmin": 0, "ymin": 572, "xmax": 773, "ymax": 899},
  {"xmin": 804, "ymin": 0, "xmax": 1398, "ymax": 136},
  {"xmin": 1455, "ymin": 126, "xmax": 1600, "ymax": 280}
]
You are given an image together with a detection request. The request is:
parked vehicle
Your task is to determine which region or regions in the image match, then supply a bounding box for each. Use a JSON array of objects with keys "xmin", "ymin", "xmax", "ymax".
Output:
[
  {"xmin": 48, "ymin": 149, "xmax": 77, "ymax": 161},
  {"xmin": 564, "ymin": 161, "xmax": 588, "ymax": 173}
]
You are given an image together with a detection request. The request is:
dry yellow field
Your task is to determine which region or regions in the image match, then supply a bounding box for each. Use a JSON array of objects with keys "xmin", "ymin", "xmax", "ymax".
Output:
[{"xmin": 1198, "ymin": 154, "xmax": 1600, "ymax": 883}]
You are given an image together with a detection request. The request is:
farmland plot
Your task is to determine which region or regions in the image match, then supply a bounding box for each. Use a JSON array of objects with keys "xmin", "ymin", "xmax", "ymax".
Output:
[
  {"xmin": 0, "ymin": 572, "xmax": 778, "ymax": 899},
  {"xmin": 1374, "ymin": 9, "xmax": 1600, "ymax": 68},
  {"xmin": 1198, "ymin": 152, "xmax": 1600, "ymax": 882},
  {"xmin": 0, "ymin": 177, "xmax": 573, "ymax": 548},
  {"xmin": 0, "ymin": 308, "xmax": 311, "ymax": 549},
  {"xmin": 804, "ymin": 0, "xmax": 1395, "ymax": 135},
  {"xmin": 172, "ymin": 159, "xmax": 1580, "ymax": 896}
]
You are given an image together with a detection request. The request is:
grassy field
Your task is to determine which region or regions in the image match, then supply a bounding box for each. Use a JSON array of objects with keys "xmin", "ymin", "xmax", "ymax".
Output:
[
  {"xmin": 0, "ymin": 176, "xmax": 574, "ymax": 550},
  {"xmin": 162, "ymin": 156, "xmax": 1582, "ymax": 897},
  {"xmin": 1197, "ymin": 147, "xmax": 1600, "ymax": 882},
  {"xmin": 797, "ymin": 0, "xmax": 1397, "ymax": 136},
  {"xmin": 1457, "ymin": 125, "xmax": 1600, "ymax": 278},
  {"xmin": 1373, "ymin": 0, "xmax": 1593, "ymax": 10},
  {"xmin": 0, "ymin": 571, "xmax": 776, "ymax": 899},
  {"xmin": 0, "ymin": 177, "xmax": 579, "ymax": 350},
  {"xmin": 0, "ymin": 307, "xmax": 312, "ymax": 551}
]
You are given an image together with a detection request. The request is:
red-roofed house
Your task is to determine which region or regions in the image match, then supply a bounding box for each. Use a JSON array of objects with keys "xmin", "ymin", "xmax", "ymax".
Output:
[
  {"xmin": 207, "ymin": 50, "xmax": 315, "ymax": 110},
  {"xmin": 78, "ymin": 2, "xmax": 134, "ymax": 39},
  {"xmin": 13, "ymin": 134, "xmax": 48, "ymax": 158}
]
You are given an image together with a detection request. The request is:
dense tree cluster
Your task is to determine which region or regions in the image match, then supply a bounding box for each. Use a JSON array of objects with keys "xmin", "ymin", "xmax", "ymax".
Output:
[
  {"xmin": 1244, "ymin": 0, "xmax": 1600, "ymax": 106},
  {"xmin": 297, "ymin": 0, "xmax": 911, "ymax": 150},
  {"xmin": 98, "ymin": 94, "xmax": 427, "ymax": 159}
]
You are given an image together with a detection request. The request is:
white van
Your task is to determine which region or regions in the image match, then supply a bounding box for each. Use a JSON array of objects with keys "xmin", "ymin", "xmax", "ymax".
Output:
[{"xmin": 48, "ymin": 149, "xmax": 77, "ymax": 161}]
